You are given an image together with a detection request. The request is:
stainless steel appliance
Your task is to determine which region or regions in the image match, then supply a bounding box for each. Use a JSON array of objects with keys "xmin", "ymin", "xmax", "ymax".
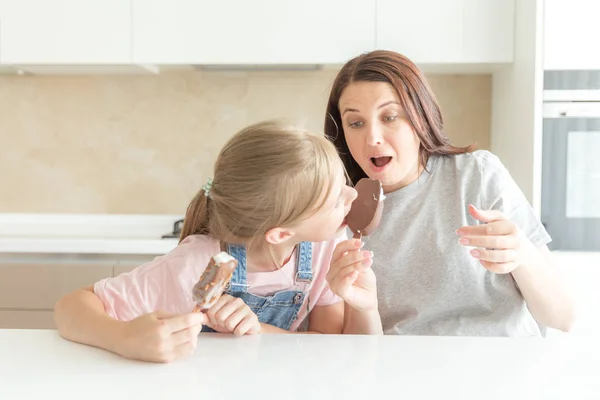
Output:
[
  {"xmin": 542, "ymin": 70, "xmax": 600, "ymax": 251},
  {"xmin": 162, "ymin": 219, "xmax": 183, "ymax": 239}
]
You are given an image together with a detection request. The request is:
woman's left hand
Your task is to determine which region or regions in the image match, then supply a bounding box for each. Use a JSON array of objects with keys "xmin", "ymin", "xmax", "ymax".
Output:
[{"xmin": 457, "ymin": 204, "xmax": 530, "ymax": 274}]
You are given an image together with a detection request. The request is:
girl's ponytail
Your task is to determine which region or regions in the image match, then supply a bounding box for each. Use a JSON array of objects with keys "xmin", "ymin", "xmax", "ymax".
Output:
[{"xmin": 179, "ymin": 188, "xmax": 210, "ymax": 243}]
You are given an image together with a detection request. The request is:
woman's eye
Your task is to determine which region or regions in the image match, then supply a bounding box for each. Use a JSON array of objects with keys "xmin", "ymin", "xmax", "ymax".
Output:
[
  {"xmin": 383, "ymin": 115, "xmax": 397, "ymax": 122},
  {"xmin": 348, "ymin": 121, "xmax": 364, "ymax": 129}
]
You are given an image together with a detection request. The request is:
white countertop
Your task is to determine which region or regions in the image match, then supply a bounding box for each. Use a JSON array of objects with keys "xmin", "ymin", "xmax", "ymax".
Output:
[
  {"xmin": 0, "ymin": 237, "xmax": 178, "ymax": 255},
  {"xmin": 0, "ymin": 330, "xmax": 598, "ymax": 400},
  {"xmin": 1, "ymin": 213, "xmax": 598, "ymax": 258},
  {"xmin": 0, "ymin": 213, "xmax": 182, "ymax": 255}
]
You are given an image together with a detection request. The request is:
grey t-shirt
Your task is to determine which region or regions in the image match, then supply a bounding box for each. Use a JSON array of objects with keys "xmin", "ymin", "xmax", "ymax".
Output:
[{"xmin": 362, "ymin": 150, "xmax": 551, "ymax": 336}]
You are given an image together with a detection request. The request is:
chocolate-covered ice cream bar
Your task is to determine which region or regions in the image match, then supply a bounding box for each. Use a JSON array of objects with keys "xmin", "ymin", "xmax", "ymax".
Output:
[
  {"xmin": 192, "ymin": 251, "xmax": 238, "ymax": 312},
  {"xmin": 346, "ymin": 178, "xmax": 385, "ymax": 239}
]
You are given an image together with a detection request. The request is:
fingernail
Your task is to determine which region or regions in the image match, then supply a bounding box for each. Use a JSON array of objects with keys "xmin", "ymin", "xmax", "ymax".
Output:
[
  {"xmin": 363, "ymin": 258, "xmax": 373, "ymax": 266},
  {"xmin": 362, "ymin": 250, "xmax": 373, "ymax": 258},
  {"xmin": 455, "ymin": 229, "xmax": 465, "ymax": 236},
  {"xmin": 354, "ymin": 240, "xmax": 363, "ymax": 248},
  {"xmin": 470, "ymin": 249, "xmax": 480, "ymax": 258},
  {"xmin": 459, "ymin": 238, "xmax": 469, "ymax": 245}
]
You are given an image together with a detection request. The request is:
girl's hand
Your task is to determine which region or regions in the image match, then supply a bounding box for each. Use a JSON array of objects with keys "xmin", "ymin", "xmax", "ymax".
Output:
[
  {"xmin": 457, "ymin": 204, "xmax": 532, "ymax": 274},
  {"xmin": 205, "ymin": 294, "xmax": 261, "ymax": 336},
  {"xmin": 326, "ymin": 239, "xmax": 377, "ymax": 311},
  {"xmin": 119, "ymin": 311, "xmax": 206, "ymax": 363}
]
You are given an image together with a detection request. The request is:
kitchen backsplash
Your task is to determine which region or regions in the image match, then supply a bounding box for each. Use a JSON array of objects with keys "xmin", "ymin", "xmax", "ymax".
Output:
[{"xmin": 0, "ymin": 69, "xmax": 490, "ymax": 214}]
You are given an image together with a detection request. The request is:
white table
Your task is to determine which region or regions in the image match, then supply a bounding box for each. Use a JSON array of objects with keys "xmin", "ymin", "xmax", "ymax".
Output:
[{"xmin": 1, "ymin": 330, "xmax": 598, "ymax": 400}]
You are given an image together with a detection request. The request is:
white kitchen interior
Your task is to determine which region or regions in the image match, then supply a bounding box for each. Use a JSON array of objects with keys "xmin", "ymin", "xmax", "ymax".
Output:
[
  {"xmin": 0, "ymin": 0, "xmax": 514, "ymax": 329},
  {"xmin": 0, "ymin": 1, "xmax": 599, "ymax": 395},
  {"xmin": 0, "ymin": 0, "xmax": 597, "ymax": 329}
]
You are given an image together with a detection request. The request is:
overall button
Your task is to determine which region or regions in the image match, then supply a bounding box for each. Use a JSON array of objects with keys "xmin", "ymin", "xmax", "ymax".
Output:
[{"xmin": 293, "ymin": 293, "xmax": 303, "ymax": 304}]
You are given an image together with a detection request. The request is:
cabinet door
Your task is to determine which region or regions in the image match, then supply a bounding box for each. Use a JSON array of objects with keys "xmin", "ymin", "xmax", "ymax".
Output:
[
  {"xmin": 544, "ymin": 0, "xmax": 600, "ymax": 70},
  {"xmin": 377, "ymin": 0, "xmax": 514, "ymax": 64},
  {"xmin": 113, "ymin": 264, "xmax": 138, "ymax": 277},
  {"xmin": 0, "ymin": 262, "xmax": 112, "ymax": 309},
  {"xmin": 462, "ymin": 0, "xmax": 514, "ymax": 63},
  {"xmin": 0, "ymin": 310, "xmax": 55, "ymax": 329},
  {"xmin": 0, "ymin": 0, "xmax": 131, "ymax": 64},
  {"xmin": 377, "ymin": 0, "xmax": 463, "ymax": 63},
  {"xmin": 133, "ymin": 0, "xmax": 375, "ymax": 64}
]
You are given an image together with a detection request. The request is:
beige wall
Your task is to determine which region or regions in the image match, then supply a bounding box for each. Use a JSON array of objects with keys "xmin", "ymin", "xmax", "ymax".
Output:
[{"xmin": 0, "ymin": 70, "xmax": 490, "ymax": 214}]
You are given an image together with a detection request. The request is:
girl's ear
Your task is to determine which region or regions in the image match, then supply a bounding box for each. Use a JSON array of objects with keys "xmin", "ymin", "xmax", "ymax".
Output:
[{"xmin": 264, "ymin": 227, "xmax": 294, "ymax": 245}]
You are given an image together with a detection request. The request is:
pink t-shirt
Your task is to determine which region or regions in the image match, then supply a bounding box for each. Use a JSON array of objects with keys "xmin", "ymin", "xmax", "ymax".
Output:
[{"xmin": 93, "ymin": 233, "xmax": 345, "ymax": 332}]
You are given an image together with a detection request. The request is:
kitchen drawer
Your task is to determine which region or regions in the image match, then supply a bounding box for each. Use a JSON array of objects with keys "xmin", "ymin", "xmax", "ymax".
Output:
[
  {"xmin": 113, "ymin": 264, "xmax": 139, "ymax": 277},
  {"xmin": 0, "ymin": 263, "xmax": 112, "ymax": 309},
  {"xmin": 112, "ymin": 255, "xmax": 155, "ymax": 277},
  {"xmin": 0, "ymin": 310, "xmax": 55, "ymax": 329}
]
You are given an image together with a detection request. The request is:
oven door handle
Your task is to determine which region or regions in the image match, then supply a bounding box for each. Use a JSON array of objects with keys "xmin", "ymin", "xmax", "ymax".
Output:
[{"xmin": 543, "ymin": 102, "xmax": 600, "ymax": 118}]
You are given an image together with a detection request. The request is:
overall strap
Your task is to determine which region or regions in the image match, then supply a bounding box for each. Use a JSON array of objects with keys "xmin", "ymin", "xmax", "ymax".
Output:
[
  {"xmin": 294, "ymin": 241, "xmax": 313, "ymax": 283},
  {"xmin": 225, "ymin": 242, "xmax": 249, "ymax": 293}
]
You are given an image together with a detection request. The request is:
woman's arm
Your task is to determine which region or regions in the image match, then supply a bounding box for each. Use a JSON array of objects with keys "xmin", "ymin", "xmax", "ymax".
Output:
[
  {"xmin": 511, "ymin": 243, "xmax": 576, "ymax": 332},
  {"xmin": 458, "ymin": 205, "xmax": 576, "ymax": 332}
]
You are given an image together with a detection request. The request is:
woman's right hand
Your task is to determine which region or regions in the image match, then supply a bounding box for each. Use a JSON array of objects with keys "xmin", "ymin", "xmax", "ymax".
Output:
[
  {"xmin": 326, "ymin": 239, "xmax": 378, "ymax": 311},
  {"xmin": 117, "ymin": 311, "xmax": 206, "ymax": 363}
]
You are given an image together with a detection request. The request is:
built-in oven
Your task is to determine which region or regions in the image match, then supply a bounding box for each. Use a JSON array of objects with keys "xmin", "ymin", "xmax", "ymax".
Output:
[{"xmin": 542, "ymin": 70, "xmax": 600, "ymax": 251}]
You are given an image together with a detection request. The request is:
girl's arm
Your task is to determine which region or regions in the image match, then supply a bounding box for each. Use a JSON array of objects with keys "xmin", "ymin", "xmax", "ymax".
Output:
[
  {"xmin": 54, "ymin": 286, "xmax": 205, "ymax": 363},
  {"xmin": 54, "ymin": 242, "xmax": 216, "ymax": 362},
  {"xmin": 341, "ymin": 303, "xmax": 383, "ymax": 334},
  {"xmin": 259, "ymin": 302, "xmax": 344, "ymax": 334},
  {"xmin": 261, "ymin": 237, "xmax": 384, "ymax": 334}
]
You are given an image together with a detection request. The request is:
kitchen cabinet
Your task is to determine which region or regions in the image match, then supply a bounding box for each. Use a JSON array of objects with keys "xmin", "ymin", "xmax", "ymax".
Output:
[
  {"xmin": 113, "ymin": 263, "xmax": 140, "ymax": 277},
  {"xmin": 543, "ymin": 0, "xmax": 600, "ymax": 70},
  {"xmin": 0, "ymin": 262, "xmax": 112, "ymax": 309},
  {"xmin": 376, "ymin": 0, "xmax": 514, "ymax": 64},
  {"xmin": 0, "ymin": 261, "xmax": 112, "ymax": 328},
  {"xmin": 0, "ymin": 255, "xmax": 160, "ymax": 329},
  {"xmin": 0, "ymin": 310, "xmax": 55, "ymax": 329},
  {"xmin": 132, "ymin": 0, "xmax": 376, "ymax": 65},
  {"xmin": 0, "ymin": 0, "xmax": 515, "ymax": 68},
  {"xmin": 0, "ymin": 0, "xmax": 131, "ymax": 64}
]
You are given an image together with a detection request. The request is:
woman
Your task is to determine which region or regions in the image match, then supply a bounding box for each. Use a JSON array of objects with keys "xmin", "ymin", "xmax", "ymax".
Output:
[{"xmin": 324, "ymin": 50, "xmax": 575, "ymax": 336}]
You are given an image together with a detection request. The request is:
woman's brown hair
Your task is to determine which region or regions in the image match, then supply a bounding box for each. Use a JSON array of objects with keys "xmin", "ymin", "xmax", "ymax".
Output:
[{"xmin": 325, "ymin": 50, "xmax": 475, "ymax": 185}]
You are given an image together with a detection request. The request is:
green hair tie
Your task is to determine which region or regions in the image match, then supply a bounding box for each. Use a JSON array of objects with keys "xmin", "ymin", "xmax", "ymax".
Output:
[{"xmin": 202, "ymin": 178, "xmax": 213, "ymax": 198}]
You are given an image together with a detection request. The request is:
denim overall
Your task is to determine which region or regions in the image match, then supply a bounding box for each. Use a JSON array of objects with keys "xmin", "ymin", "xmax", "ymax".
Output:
[{"xmin": 201, "ymin": 241, "xmax": 313, "ymax": 332}]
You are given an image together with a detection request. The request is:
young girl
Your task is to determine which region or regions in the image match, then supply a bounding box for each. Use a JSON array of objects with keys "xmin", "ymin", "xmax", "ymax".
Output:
[
  {"xmin": 54, "ymin": 120, "xmax": 380, "ymax": 364},
  {"xmin": 324, "ymin": 50, "xmax": 576, "ymax": 337}
]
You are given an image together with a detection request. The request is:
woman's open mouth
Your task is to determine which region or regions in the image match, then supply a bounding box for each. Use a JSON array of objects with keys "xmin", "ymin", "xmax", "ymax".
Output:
[{"xmin": 370, "ymin": 156, "xmax": 392, "ymax": 169}]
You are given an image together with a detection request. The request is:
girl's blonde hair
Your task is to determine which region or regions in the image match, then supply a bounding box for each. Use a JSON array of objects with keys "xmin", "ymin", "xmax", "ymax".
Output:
[{"xmin": 179, "ymin": 120, "xmax": 342, "ymax": 256}]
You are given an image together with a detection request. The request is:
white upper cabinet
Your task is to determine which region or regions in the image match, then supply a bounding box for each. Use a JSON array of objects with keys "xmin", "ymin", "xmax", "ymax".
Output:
[
  {"xmin": 376, "ymin": 0, "xmax": 514, "ymax": 64},
  {"xmin": 461, "ymin": 0, "xmax": 514, "ymax": 63},
  {"xmin": 0, "ymin": 0, "xmax": 517, "ymax": 67},
  {"xmin": 544, "ymin": 0, "xmax": 600, "ymax": 70},
  {"xmin": 0, "ymin": 0, "xmax": 131, "ymax": 64},
  {"xmin": 132, "ymin": 0, "xmax": 376, "ymax": 64}
]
